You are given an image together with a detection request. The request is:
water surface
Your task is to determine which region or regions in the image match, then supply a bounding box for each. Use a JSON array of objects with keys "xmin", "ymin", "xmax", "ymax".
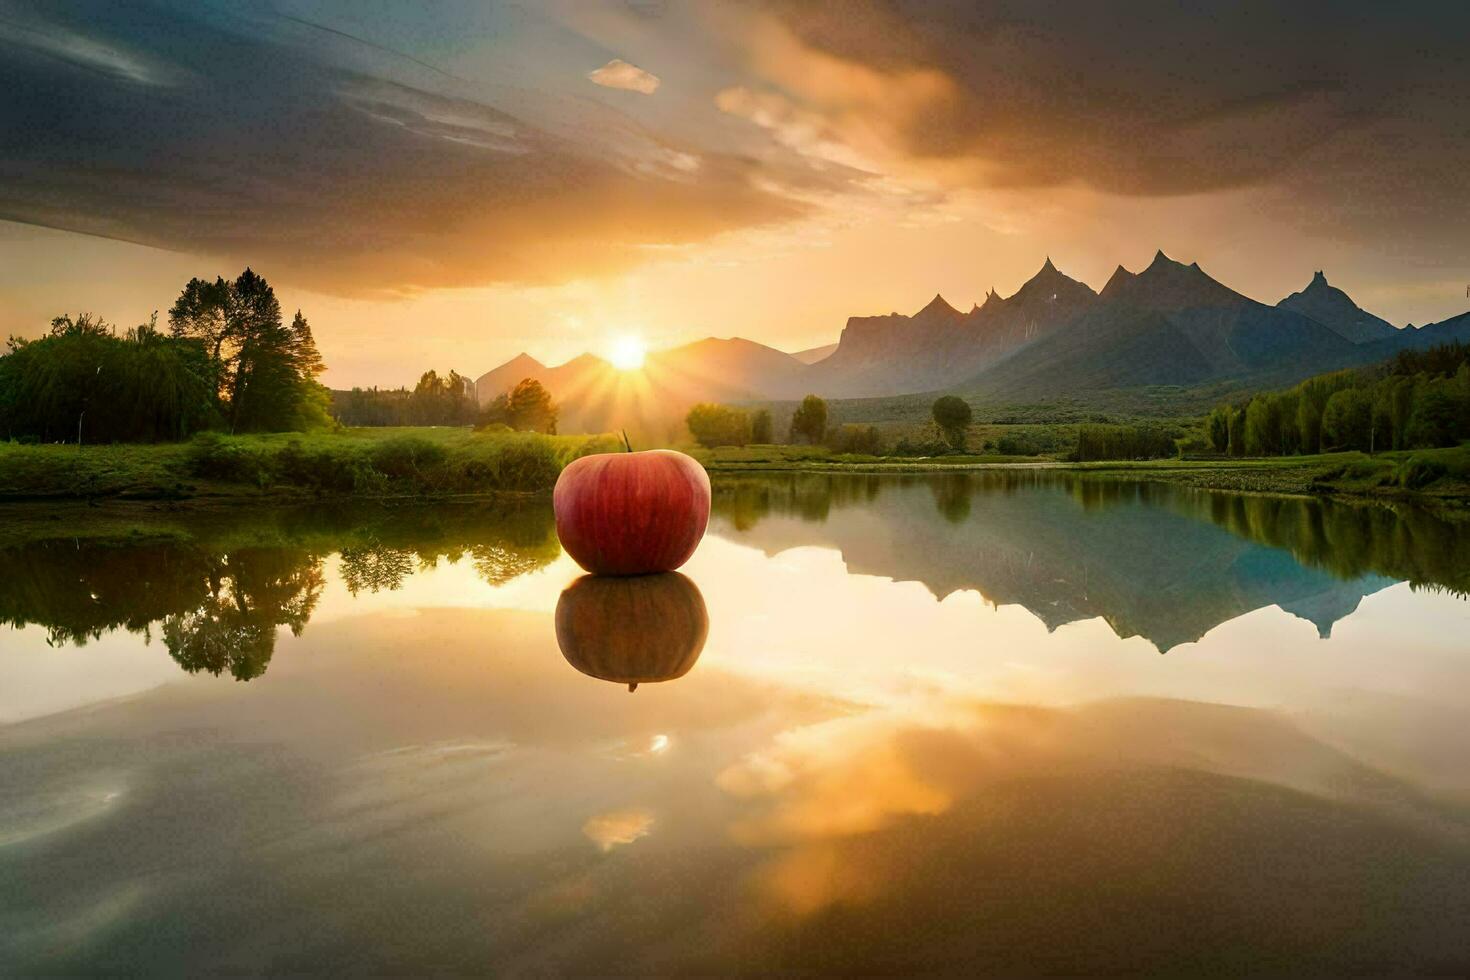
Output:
[{"xmin": 2, "ymin": 475, "xmax": 1469, "ymax": 973}]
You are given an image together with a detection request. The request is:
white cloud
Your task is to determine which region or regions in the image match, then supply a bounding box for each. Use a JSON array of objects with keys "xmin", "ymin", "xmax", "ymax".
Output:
[
  {"xmin": 0, "ymin": 21, "xmax": 176, "ymax": 87},
  {"xmin": 582, "ymin": 808, "xmax": 654, "ymax": 851},
  {"xmin": 587, "ymin": 58, "xmax": 660, "ymax": 94}
]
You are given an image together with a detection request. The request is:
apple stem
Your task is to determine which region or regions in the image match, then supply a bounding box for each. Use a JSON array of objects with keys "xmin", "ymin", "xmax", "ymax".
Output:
[{"xmin": 621, "ymin": 429, "xmax": 633, "ymax": 453}]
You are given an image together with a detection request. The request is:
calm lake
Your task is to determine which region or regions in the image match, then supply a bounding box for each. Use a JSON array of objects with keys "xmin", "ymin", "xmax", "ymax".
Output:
[{"xmin": 3, "ymin": 474, "xmax": 1469, "ymax": 974}]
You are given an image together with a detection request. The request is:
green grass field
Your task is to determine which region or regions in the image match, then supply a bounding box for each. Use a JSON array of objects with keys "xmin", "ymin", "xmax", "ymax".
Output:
[
  {"xmin": 0, "ymin": 428, "xmax": 619, "ymax": 501},
  {"xmin": 693, "ymin": 443, "xmax": 1470, "ymax": 502}
]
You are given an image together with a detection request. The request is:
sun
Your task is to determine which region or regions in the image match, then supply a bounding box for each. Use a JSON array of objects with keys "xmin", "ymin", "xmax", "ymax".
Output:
[{"xmin": 608, "ymin": 334, "xmax": 647, "ymax": 371}]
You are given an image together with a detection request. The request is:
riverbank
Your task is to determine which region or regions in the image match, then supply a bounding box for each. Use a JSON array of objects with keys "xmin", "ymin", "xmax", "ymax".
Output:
[
  {"xmin": 694, "ymin": 444, "xmax": 1470, "ymax": 503},
  {"xmin": 3, "ymin": 431, "xmax": 1466, "ymax": 505},
  {"xmin": 0, "ymin": 428, "xmax": 619, "ymax": 502}
]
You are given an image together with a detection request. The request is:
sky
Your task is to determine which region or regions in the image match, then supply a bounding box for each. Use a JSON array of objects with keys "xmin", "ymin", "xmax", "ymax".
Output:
[{"xmin": 2, "ymin": 0, "xmax": 1469, "ymax": 388}]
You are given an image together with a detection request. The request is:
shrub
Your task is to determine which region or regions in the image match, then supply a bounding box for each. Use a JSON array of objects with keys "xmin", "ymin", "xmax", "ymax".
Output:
[
  {"xmin": 686, "ymin": 403, "xmax": 752, "ymax": 448},
  {"xmin": 826, "ymin": 424, "xmax": 885, "ymax": 456},
  {"xmin": 996, "ymin": 433, "xmax": 1043, "ymax": 456},
  {"xmin": 272, "ymin": 440, "xmax": 373, "ymax": 493},
  {"xmin": 1397, "ymin": 454, "xmax": 1447, "ymax": 490},
  {"xmin": 369, "ymin": 436, "xmax": 449, "ymax": 481},
  {"xmin": 476, "ymin": 436, "xmax": 562, "ymax": 492},
  {"xmin": 187, "ymin": 432, "xmax": 268, "ymax": 487}
]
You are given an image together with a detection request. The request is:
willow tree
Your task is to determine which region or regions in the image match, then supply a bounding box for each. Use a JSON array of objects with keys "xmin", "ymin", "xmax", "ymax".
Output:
[{"xmin": 0, "ymin": 313, "xmax": 216, "ymax": 443}]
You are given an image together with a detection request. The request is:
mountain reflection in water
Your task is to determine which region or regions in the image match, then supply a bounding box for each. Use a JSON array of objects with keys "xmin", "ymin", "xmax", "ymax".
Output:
[{"xmin": 712, "ymin": 472, "xmax": 1468, "ymax": 651}]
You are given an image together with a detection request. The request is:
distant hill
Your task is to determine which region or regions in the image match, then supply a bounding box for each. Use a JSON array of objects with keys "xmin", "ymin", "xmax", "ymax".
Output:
[
  {"xmin": 473, "ymin": 352, "xmax": 545, "ymax": 405},
  {"xmin": 473, "ymin": 252, "xmax": 1470, "ymax": 432},
  {"xmin": 790, "ymin": 342, "xmax": 838, "ymax": 365},
  {"xmin": 474, "ymin": 337, "xmax": 808, "ymax": 438}
]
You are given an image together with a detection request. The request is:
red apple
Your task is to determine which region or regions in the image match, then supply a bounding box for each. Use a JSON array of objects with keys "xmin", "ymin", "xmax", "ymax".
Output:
[{"xmin": 553, "ymin": 449, "xmax": 711, "ymax": 575}]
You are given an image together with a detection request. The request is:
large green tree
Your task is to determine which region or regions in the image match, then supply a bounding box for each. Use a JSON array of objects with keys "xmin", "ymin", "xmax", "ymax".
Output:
[
  {"xmin": 750, "ymin": 408, "xmax": 774, "ymax": 444},
  {"xmin": 931, "ymin": 396, "xmax": 973, "ymax": 451},
  {"xmin": 479, "ymin": 378, "xmax": 558, "ymax": 433},
  {"xmin": 789, "ymin": 394, "xmax": 828, "ymax": 444},
  {"xmin": 0, "ymin": 313, "xmax": 216, "ymax": 443},
  {"xmin": 168, "ymin": 268, "xmax": 329, "ymax": 433}
]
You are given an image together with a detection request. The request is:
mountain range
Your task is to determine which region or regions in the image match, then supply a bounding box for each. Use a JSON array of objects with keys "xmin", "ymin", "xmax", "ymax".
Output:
[{"xmin": 477, "ymin": 252, "xmax": 1470, "ymax": 433}]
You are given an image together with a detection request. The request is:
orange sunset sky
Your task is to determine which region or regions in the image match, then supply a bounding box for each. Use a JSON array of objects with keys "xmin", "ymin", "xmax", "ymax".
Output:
[{"xmin": 3, "ymin": 1, "xmax": 1468, "ymax": 388}]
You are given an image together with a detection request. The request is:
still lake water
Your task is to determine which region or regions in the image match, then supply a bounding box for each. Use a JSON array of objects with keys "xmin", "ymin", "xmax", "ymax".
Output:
[{"xmin": 3, "ymin": 473, "xmax": 1469, "ymax": 974}]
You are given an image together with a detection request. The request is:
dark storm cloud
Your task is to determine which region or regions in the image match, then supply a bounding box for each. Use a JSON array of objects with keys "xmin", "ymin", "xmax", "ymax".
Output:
[
  {"xmin": 0, "ymin": 0, "xmax": 813, "ymax": 294},
  {"xmin": 756, "ymin": 0, "xmax": 1470, "ymax": 251}
]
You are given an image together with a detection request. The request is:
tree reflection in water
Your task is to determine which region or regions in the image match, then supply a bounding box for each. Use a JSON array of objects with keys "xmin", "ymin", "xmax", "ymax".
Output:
[
  {"xmin": 712, "ymin": 471, "xmax": 1470, "ymax": 596},
  {"xmin": 0, "ymin": 499, "xmax": 560, "ymax": 680}
]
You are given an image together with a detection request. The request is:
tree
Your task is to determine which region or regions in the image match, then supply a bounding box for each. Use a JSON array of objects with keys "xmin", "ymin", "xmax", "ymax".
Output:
[
  {"xmin": 481, "ymin": 378, "xmax": 558, "ymax": 433},
  {"xmin": 789, "ymin": 394, "xmax": 828, "ymax": 444},
  {"xmin": 931, "ymin": 396, "xmax": 973, "ymax": 450},
  {"xmin": 0, "ymin": 313, "xmax": 216, "ymax": 443},
  {"xmin": 1296, "ymin": 394, "xmax": 1323, "ymax": 455},
  {"xmin": 686, "ymin": 403, "xmax": 752, "ymax": 447},
  {"xmin": 750, "ymin": 408, "xmax": 773, "ymax": 444},
  {"xmin": 1244, "ymin": 397, "xmax": 1277, "ymax": 455},
  {"xmin": 1075, "ymin": 424, "xmax": 1176, "ymax": 461},
  {"xmin": 1227, "ymin": 405, "xmax": 1247, "ymax": 457},
  {"xmin": 1207, "ymin": 407, "xmax": 1230, "ymax": 453},
  {"xmin": 409, "ymin": 369, "xmax": 477, "ymax": 426},
  {"xmin": 826, "ymin": 424, "xmax": 884, "ymax": 455},
  {"xmin": 167, "ymin": 268, "xmax": 327, "ymax": 433},
  {"xmin": 1405, "ymin": 380, "xmax": 1462, "ymax": 448},
  {"xmin": 1322, "ymin": 388, "xmax": 1372, "ymax": 450}
]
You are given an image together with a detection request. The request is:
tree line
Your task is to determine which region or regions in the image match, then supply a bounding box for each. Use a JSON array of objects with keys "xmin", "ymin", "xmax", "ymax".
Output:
[
  {"xmin": 334, "ymin": 370, "xmax": 478, "ymax": 427},
  {"xmin": 335, "ymin": 375, "xmax": 559, "ymax": 434},
  {"xmin": 1207, "ymin": 342, "xmax": 1470, "ymax": 456},
  {"xmin": 685, "ymin": 395, "xmax": 849, "ymax": 450},
  {"xmin": 684, "ymin": 394, "xmax": 980, "ymax": 456},
  {"xmin": 0, "ymin": 268, "xmax": 328, "ymax": 443}
]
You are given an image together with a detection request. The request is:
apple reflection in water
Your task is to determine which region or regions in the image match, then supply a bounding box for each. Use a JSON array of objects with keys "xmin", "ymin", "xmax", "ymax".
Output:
[{"xmin": 554, "ymin": 572, "xmax": 709, "ymax": 692}]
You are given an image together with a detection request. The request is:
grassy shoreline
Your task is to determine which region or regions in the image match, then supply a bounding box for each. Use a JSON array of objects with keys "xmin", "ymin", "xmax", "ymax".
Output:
[
  {"xmin": 692, "ymin": 444, "xmax": 1470, "ymax": 503},
  {"xmin": 0, "ymin": 428, "xmax": 619, "ymax": 502},
  {"xmin": 2, "ymin": 430, "xmax": 1466, "ymax": 506}
]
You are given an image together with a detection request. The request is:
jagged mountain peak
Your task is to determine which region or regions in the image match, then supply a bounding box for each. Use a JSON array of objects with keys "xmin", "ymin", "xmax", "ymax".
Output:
[
  {"xmin": 1007, "ymin": 256, "xmax": 1097, "ymax": 305},
  {"xmin": 1100, "ymin": 264, "xmax": 1136, "ymax": 295},
  {"xmin": 976, "ymin": 287, "xmax": 1005, "ymax": 314},
  {"xmin": 1277, "ymin": 270, "xmax": 1397, "ymax": 343},
  {"xmin": 916, "ymin": 293, "xmax": 961, "ymax": 318},
  {"xmin": 1102, "ymin": 250, "xmax": 1243, "ymax": 309}
]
